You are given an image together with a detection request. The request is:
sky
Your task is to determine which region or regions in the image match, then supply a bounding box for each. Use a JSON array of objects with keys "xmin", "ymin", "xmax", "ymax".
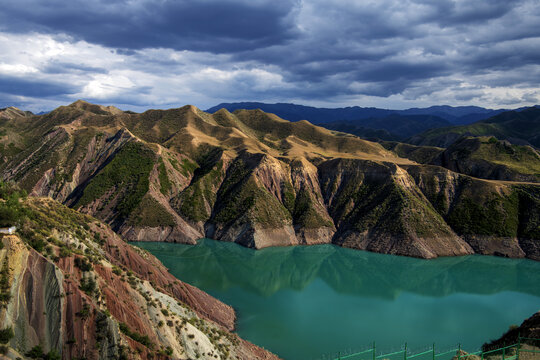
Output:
[{"xmin": 0, "ymin": 0, "xmax": 539, "ymax": 112}]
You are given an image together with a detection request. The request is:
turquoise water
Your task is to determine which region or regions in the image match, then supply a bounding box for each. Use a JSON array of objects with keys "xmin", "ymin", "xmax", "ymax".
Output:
[{"xmin": 133, "ymin": 239, "xmax": 540, "ymax": 360}]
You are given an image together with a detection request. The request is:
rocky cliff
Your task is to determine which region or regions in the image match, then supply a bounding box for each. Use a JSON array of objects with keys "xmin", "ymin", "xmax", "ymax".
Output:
[
  {"xmin": 482, "ymin": 311, "xmax": 540, "ymax": 352},
  {"xmin": 0, "ymin": 100, "xmax": 538, "ymax": 259},
  {"xmin": 0, "ymin": 193, "xmax": 279, "ymax": 359}
]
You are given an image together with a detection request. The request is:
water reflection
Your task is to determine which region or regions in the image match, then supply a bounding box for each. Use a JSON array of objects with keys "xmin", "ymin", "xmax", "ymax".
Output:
[{"xmin": 133, "ymin": 239, "xmax": 540, "ymax": 299}]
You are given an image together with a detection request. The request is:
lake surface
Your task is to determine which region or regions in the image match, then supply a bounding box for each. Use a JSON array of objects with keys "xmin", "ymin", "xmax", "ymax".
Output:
[{"xmin": 133, "ymin": 239, "xmax": 540, "ymax": 360}]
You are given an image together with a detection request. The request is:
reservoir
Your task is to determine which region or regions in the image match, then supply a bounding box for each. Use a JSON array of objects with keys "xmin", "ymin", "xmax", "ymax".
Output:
[{"xmin": 133, "ymin": 239, "xmax": 540, "ymax": 360}]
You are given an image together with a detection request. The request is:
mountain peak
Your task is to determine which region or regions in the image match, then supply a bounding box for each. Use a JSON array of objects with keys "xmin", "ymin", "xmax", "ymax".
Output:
[{"xmin": 68, "ymin": 99, "xmax": 123, "ymax": 115}]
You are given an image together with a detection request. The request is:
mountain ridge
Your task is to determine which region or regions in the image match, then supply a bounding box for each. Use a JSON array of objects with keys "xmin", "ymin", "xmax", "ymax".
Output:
[
  {"xmin": 205, "ymin": 102, "xmax": 516, "ymax": 124},
  {"xmin": 409, "ymin": 107, "xmax": 540, "ymax": 148},
  {"xmin": 0, "ymin": 100, "xmax": 538, "ymax": 260}
]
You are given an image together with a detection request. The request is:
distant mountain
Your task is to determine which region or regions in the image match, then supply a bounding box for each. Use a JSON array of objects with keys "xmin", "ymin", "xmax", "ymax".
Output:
[
  {"xmin": 206, "ymin": 102, "xmax": 511, "ymax": 125},
  {"xmin": 207, "ymin": 102, "xmax": 393, "ymax": 123},
  {"xmin": 397, "ymin": 105, "xmax": 508, "ymax": 125},
  {"xmin": 323, "ymin": 114, "xmax": 452, "ymax": 140},
  {"xmin": 409, "ymin": 107, "xmax": 540, "ymax": 148}
]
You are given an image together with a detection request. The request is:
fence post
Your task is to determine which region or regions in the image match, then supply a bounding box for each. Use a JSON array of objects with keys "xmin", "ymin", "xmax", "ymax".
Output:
[
  {"xmin": 458, "ymin": 344, "xmax": 461, "ymax": 360},
  {"xmin": 338, "ymin": 351, "xmax": 341, "ymax": 360},
  {"xmin": 433, "ymin": 343, "xmax": 436, "ymax": 360},
  {"xmin": 517, "ymin": 334, "xmax": 521, "ymax": 360},
  {"xmin": 502, "ymin": 345, "xmax": 505, "ymax": 360},
  {"xmin": 373, "ymin": 342, "xmax": 376, "ymax": 360},
  {"xmin": 404, "ymin": 342, "xmax": 408, "ymax": 360}
]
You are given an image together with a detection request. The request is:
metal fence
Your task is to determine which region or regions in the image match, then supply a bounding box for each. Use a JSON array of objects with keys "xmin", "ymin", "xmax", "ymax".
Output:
[{"xmin": 332, "ymin": 337, "xmax": 540, "ymax": 360}]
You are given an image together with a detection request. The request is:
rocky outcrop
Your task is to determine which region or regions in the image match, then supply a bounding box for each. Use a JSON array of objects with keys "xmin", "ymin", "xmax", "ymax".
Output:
[
  {"xmin": 0, "ymin": 106, "xmax": 32, "ymax": 120},
  {"xmin": 0, "ymin": 235, "xmax": 64, "ymax": 356},
  {"xmin": 482, "ymin": 311, "xmax": 540, "ymax": 352}
]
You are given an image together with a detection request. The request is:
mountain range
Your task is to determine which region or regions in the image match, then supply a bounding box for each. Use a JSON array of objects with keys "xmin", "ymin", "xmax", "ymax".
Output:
[
  {"xmin": 205, "ymin": 102, "xmax": 534, "ymax": 141},
  {"xmin": 205, "ymin": 102, "xmax": 514, "ymax": 125},
  {"xmin": 0, "ymin": 100, "xmax": 538, "ymax": 261}
]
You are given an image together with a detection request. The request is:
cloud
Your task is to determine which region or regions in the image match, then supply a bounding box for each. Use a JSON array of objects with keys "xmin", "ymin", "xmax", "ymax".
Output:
[
  {"xmin": 0, "ymin": 0, "xmax": 538, "ymax": 111},
  {"xmin": 0, "ymin": 75, "xmax": 78, "ymax": 97},
  {"xmin": 0, "ymin": 0, "xmax": 300, "ymax": 53}
]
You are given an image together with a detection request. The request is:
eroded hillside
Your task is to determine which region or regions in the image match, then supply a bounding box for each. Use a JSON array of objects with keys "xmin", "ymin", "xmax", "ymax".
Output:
[{"xmin": 0, "ymin": 185, "xmax": 279, "ymax": 359}]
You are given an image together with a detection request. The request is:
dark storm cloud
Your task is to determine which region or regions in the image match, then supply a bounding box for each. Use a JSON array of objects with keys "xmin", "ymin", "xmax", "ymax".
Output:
[
  {"xmin": 0, "ymin": 75, "xmax": 79, "ymax": 97},
  {"xmin": 0, "ymin": 0, "xmax": 300, "ymax": 53},
  {"xmin": 0, "ymin": 0, "xmax": 538, "ymax": 108},
  {"xmin": 423, "ymin": 0, "xmax": 519, "ymax": 26}
]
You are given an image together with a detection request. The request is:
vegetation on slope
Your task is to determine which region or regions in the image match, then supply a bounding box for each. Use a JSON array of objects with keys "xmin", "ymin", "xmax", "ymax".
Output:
[
  {"xmin": 293, "ymin": 186, "xmax": 333, "ymax": 228},
  {"xmin": 128, "ymin": 195, "xmax": 176, "ymax": 227},
  {"xmin": 76, "ymin": 141, "xmax": 155, "ymax": 218},
  {"xmin": 0, "ymin": 181, "xmax": 28, "ymax": 227},
  {"xmin": 173, "ymin": 147, "xmax": 224, "ymax": 222},
  {"xmin": 447, "ymin": 190, "xmax": 520, "ymax": 237},
  {"xmin": 212, "ymin": 157, "xmax": 292, "ymax": 228},
  {"xmin": 382, "ymin": 141, "xmax": 444, "ymax": 164},
  {"xmin": 409, "ymin": 107, "xmax": 540, "ymax": 148},
  {"xmin": 157, "ymin": 158, "xmax": 172, "ymax": 195},
  {"xmin": 434, "ymin": 136, "xmax": 540, "ymax": 182}
]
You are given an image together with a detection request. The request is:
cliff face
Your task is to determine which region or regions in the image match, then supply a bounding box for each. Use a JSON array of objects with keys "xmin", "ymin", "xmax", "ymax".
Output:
[
  {"xmin": 319, "ymin": 159, "xmax": 473, "ymax": 258},
  {"xmin": 0, "ymin": 197, "xmax": 279, "ymax": 360},
  {"xmin": 0, "ymin": 101, "xmax": 538, "ymax": 259}
]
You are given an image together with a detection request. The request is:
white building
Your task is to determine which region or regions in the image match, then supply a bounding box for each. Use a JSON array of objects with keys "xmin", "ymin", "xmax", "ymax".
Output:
[{"xmin": 0, "ymin": 226, "xmax": 16, "ymax": 234}]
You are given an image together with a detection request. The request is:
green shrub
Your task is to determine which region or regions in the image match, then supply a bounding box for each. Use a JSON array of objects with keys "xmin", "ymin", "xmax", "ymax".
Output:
[
  {"xmin": 158, "ymin": 158, "xmax": 172, "ymax": 195},
  {"xmin": 0, "ymin": 327, "xmax": 14, "ymax": 344},
  {"xmin": 43, "ymin": 349, "xmax": 61, "ymax": 360},
  {"xmin": 0, "ymin": 181, "xmax": 29, "ymax": 227},
  {"xmin": 76, "ymin": 303, "xmax": 91, "ymax": 320},
  {"xmin": 119, "ymin": 323, "xmax": 153, "ymax": 348},
  {"xmin": 26, "ymin": 345, "xmax": 44, "ymax": 358},
  {"xmin": 93, "ymin": 233, "xmax": 104, "ymax": 245},
  {"xmin": 74, "ymin": 257, "xmax": 92, "ymax": 271},
  {"xmin": 79, "ymin": 277, "xmax": 97, "ymax": 296},
  {"xmin": 59, "ymin": 247, "xmax": 71, "ymax": 258}
]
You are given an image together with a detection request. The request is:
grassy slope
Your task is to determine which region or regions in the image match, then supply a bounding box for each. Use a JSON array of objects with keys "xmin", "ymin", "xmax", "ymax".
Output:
[
  {"xmin": 435, "ymin": 136, "xmax": 540, "ymax": 182},
  {"xmin": 409, "ymin": 107, "xmax": 540, "ymax": 147}
]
